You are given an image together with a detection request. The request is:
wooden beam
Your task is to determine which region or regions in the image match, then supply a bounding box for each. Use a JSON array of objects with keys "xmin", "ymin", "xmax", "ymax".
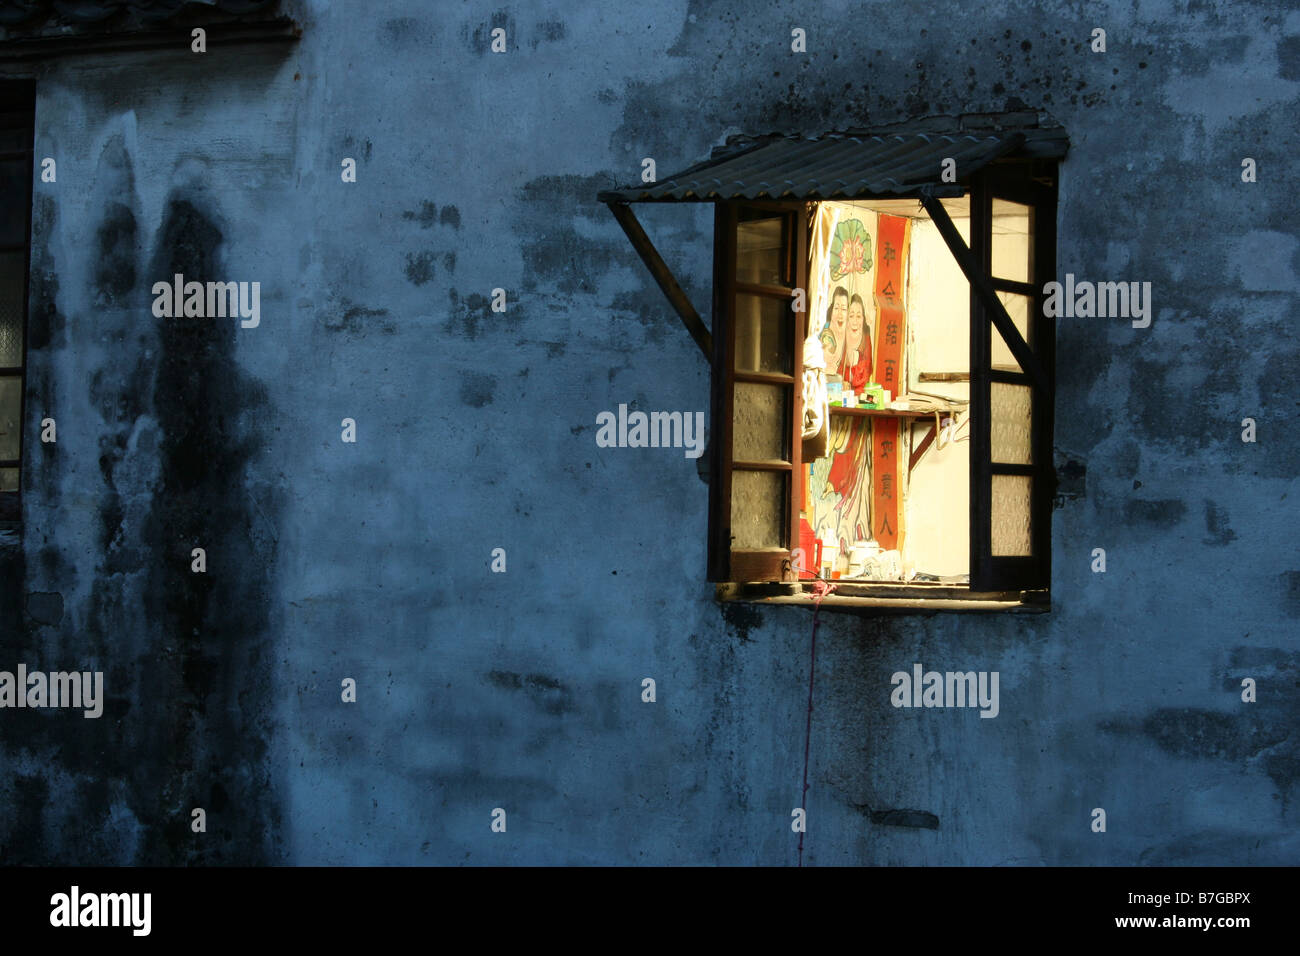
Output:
[
  {"xmin": 0, "ymin": 18, "xmax": 302, "ymax": 61},
  {"xmin": 909, "ymin": 424, "xmax": 937, "ymax": 471},
  {"xmin": 606, "ymin": 201, "xmax": 713, "ymax": 363},
  {"xmin": 917, "ymin": 371, "xmax": 970, "ymax": 382},
  {"xmin": 919, "ymin": 191, "xmax": 1051, "ymax": 397}
]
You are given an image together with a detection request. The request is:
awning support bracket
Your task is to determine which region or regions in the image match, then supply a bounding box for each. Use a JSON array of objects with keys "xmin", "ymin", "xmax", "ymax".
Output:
[
  {"xmin": 605, "ymin": 201, "xmax": 713, "ymax": 363},
  {"xmin": 918, "ymin": 190, "xmax": 1051, "ymax": 397}
]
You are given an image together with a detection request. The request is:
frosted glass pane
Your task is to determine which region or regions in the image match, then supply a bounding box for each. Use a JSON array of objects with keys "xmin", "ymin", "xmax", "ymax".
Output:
[
  {"xmin": 991, "ymin": 291, "xmax": 1031, "ymax": 373},
  {"xmin": 991, "ymin": 474, "xmax": 1032, "ymax": 556},
  {"xmin": 0, "ymin": 375, "xmax": 20, "ymax": 461},
  {"xmin": 0, "ymin": 251, "xmax": 24, "ymax": 368},
  {"xmin": 991, "ymin": 382, "xmax": 1032, "ymax": 465},
  {"xmin": 735, "ymin": 217, "xmax": 784, "ymax": 286},
  {"xmin": 735, "ymin": 294, "xmax": 791, "ymax": 373},
  {"xmin": 991, "ymin": 199, "xmax": 1032, "ymax": 283},
  {"xmin": 733, "ymin": 381, "xmax": 788, "ymax": 461},
  {"xmin": 0, "ymin": 466, "xmax": 16, "ymax": 492},
  {"xmin": 731, "ymin": 470, "xmax": 786, "ymax": 549}
]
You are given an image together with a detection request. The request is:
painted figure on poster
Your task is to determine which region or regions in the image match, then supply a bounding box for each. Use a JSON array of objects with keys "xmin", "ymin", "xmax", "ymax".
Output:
[
  {"xmin": 839, "ymin": 292, "xmax": 873, "ymax": 390},
  {"xmin": 821, "ymin": 285, "xmax": 849, "ymax": 376}
]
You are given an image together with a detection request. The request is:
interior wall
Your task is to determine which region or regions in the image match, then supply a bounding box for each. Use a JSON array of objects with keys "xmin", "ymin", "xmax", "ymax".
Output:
[
  {"xmin": 805, "ymin": 205, "xmax": 973, "ymax": 578},
  {"xmin": 903, "ymin": 215, "xmax": 971, "ymax": 577}
]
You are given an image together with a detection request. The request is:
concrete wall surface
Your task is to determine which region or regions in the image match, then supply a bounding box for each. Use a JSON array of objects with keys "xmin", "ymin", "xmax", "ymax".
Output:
[{"xmin": 1, "ymin": 0, "xmax": 1297, "ymax": 866}]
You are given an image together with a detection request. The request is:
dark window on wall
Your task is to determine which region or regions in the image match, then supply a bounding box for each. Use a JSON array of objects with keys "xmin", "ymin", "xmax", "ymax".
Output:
[{"xmin": 0, "ymin": 81, "xmax": 35, "ymax": 521}]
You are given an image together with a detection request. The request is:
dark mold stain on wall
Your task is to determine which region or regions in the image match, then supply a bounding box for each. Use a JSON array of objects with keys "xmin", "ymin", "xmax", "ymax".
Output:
[
  {"xmin": 88, "ymin": 135, "xmax": 148, "ymax": 577},
  {"xmin": 93, "ymin": 202, "xmax": 136, "ymax": 306},
  {"xmin": 444, "ymin": 288, "xmax": 526, "ymax": 340},
  {"xmin": 1279, "ymin": 571, "xmax": 1300, "ymax": 618},
  {"xmin": 530, "ymin": 20, "xmax": 566, "ymax": 48},
  {"xmin": 129, "ymin": 195, "xmax": 279, "ymax": 864},
  {"xmin": 1202, "ymin": 500, "xmax": 1237, "ymax": 547},
  {"xmin": 720, "ymin": 603, "xmax": 763, "ymax": 643},
  {"xmin": 865, "ymin": 807, "xmax": 941, "ymax": 830},
  {"xmin": 1123, "ymin": 498, "xmax": 1187, "ymax": 528},
  {"xmin": 516, "ymin": 173, "xmax": 706, "ymax": 347},
  {"xmin": 518, "ymin": 176, "xmax": 624, "ymax": 298},
  {"xmin": 25, "ymin": 195, "xmax": 63, "ymax": 353},
  {"xmin": 401, "ymin": 201, "xmax": 459, "ymax": 230},
  {"xmin": 401, "ymin": 201, "xmax": 440, "ymax": 227},
  {"xmin": 322, "ymin": 298, "xmax": 393, "ymax": 336},
  {"xmin": 486, "ymin": 670, "xmax": 575, "ymax": 716},
  {"xmin": 403, "ymin": 250, "xmax": 436, "ymax": 286},
  {"xmin": 459, "ymin": 371, "xmax": 495, "ymax": 408},
  {"xmin": 24, "ymin": 591, "xmax": 63, "ymax": 626},
  {"xmin": 1102, "ymin": 647, "xmax": 1299, "ymax": 809},
  {"xmin": 465, "ymin": 9, "xmax": 514, "ymax": 55},
  {"xmin": 381, "ymin": 17, "xmax": 427, "ymax": 48}
]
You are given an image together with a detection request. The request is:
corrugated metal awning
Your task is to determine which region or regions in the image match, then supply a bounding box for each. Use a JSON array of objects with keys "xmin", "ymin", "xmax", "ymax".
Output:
[{"xmin": 597, "ymin": 127, "xmax": 1068, "ymax": 203}]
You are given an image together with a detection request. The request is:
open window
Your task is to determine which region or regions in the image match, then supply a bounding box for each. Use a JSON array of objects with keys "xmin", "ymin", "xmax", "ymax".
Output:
[{"xmin": 600, "ymin": 123, "xmax": 1066, "ymax": 610}]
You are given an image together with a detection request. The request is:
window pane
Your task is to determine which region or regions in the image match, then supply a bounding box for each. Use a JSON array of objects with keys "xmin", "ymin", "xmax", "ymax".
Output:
[
  {"xmin": 732, "ymin": 381, "xmax": 789, "ymax": 461},
  {"xmin": 991, "ymin": 290, "xmax": 1031, "ymax": 373},
  {"xmin": 991, "ymin": 382, "xmax": 1032, "ymax": 465},
  {"xmin": 0, "ymin": 250, "xmax": 24, "ymax": 368},
  {"xmin": 991, "ymin": 199, "xmax": 1032, "ymax": 284},
  {"xmin": 731, "ymin": 469, "xmax": 786, "ymax": 548},
  {"xmin": 0, "ymin": 467, "xmax": 16, "ymax": 493},
  {"xmin": 991, "ymin": 474, "xmax": 1032, "ymax": 556},
  {"xmin": 734, "ymin": 293, "xmax": 791, "ymax": 374},
  {"xmin": 0, "ymin": 127, "xmax": 27, "ymax": 152},
  {"xmin": 0, "ymin": 158, "xmax": 29, "ymax": 248},
  {"xmin": 0, "ymin": 109, "xmax": 31, "ymax": 153},
  {"xmin": 735, "ymin": 217, "xmax": 784, "ymax": 286},
  {"xmin": 0, "ymin": 375, "xmax": 20, "ymax": 462}
]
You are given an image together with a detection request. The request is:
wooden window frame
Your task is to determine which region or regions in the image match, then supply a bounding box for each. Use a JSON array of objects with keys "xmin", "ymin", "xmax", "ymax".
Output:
[
  {"xmin": 709, "ymin": 160, "xmax": 1058, "ymax": 609},
  {"xmin": 708, "ymin": 200, "xmax": 808, "ymax": 584},
  {"xmin": 0, "ymin": 80, "xmax": 34, "ymax": 525},
  {"xmin": 968, "ymin": 161, "xmax": 1057, "ymax": 593}
]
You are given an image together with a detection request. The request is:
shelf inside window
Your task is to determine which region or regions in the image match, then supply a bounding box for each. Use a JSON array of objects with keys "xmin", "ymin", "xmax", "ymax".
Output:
[{"xmin": 828, "ymin": 405, "xmax": 954, "ymax": 420}]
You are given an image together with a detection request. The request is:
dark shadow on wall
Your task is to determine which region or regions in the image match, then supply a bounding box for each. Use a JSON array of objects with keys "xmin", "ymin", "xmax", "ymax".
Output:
[
  {"xmin": 129, "ymin": 195, "xmax": 278, "ymax": 864},
  {"xmin": 2, "ymin": 182, "xmax": 281, "ymax": 864}
]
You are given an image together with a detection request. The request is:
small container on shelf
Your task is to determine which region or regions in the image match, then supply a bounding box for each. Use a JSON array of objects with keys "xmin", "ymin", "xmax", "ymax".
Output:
[
  {"xmin": 797, "ymin": 519, "xmax": 821, "ymax": 580},
  {"xmin": 847, "ymin": 539, "xmax": 878, "ymax": 577},
  {"xmin": 826, "ymin": 374, "xmax": 844, "ymax": 407},
  {"xmin": 833, "ymin": 550, "xmax": 849, "ymax": 579},
  {"xmin": 821, "ymin": 540, "xmax": 839, "ymax": 578}
]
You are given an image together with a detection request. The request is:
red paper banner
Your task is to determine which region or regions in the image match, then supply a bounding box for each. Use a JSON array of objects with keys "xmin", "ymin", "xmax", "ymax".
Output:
[{"xmin": 870, "ymin": 215, "xmax": 910, "ymax": 551}]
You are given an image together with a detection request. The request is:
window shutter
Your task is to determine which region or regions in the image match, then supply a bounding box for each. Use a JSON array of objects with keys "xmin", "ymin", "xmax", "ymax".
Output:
[
  {"xmin": 969, "ymin": 165, "xmax": 1057, "ymax": 592},
  {"xmin": 708, "ymin": 202, "xmax": 808, "ymax": 583}
]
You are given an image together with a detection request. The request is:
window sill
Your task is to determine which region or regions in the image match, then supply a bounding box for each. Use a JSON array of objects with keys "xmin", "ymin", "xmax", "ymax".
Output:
[{"xmin": 715, "ymin": 581, "xmax": 1050, "ymax": 613}]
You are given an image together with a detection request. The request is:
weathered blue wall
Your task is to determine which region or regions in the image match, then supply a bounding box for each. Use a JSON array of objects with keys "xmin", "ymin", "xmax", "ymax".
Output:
[{"xmin": 2, "ymin": 0, "xmax": 1298, "ymax": 864}]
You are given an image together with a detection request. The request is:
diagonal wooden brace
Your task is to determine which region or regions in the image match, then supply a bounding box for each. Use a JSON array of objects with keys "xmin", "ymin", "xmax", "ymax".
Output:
[
  {"xmin": 919, "ymin": 190, "xmax": 1050, "ymax": 396},
  {"xmin": 605, "ymin": 201, "xmax": 713, "ymax": 363}
]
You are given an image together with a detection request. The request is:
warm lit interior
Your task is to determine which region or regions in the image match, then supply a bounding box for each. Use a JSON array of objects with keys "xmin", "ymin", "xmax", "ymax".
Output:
[{"xmin": 792, "ymin": 197, "xmax": 1033, "ymax": 583}]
